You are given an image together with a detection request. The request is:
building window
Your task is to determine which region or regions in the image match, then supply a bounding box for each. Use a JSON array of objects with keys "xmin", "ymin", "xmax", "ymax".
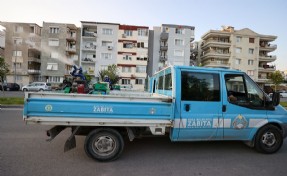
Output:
[
  {"xmin": 102, "ymin": 28, "xmax": 113, "ymax": 35},
  {"xmin": 13, "ymin": 38, "xmax": 22, "ymax": 45},
  {"xmin": 175, "ymin": 28, "xmax": 184, "ymax": 34},
  {"xmin": 14, "ymin": 26, "xmax": 23, "ymax": 33},
  {"xmin": 49, "ymin": 27, "xmax": 59, "ymax": 34},
  {"xmin": 123, "ymin": 42, "xmax": 134, "ymax": 48},
  {"xmin": 236, "ymin": 36, "xmax": 242, "ymax": 42},
  {"xmin": 48, "ymin": 39, "xmax": 59, "ymax": 46},
  {"xmin": 136, "ymin": 78, "xmax": 145, "ymax": 85},
  {"xmin": 123, "ymin": 55, "xmax": 132, "ymax": 60},
  {"xmin": 249, "ymin": 48, "xmax": 254, "ymax": 54},
  {"xmin": 13, "ymin": 50, "xmax": 22, "ymax": 57},
  {"xmin": 137, "ymin": 42, "xmax": 145, "ymax": 48},
  {"xmin": 138, "ymin": 28, "xmax": 148, "ymax": 36},
  {"xmin": 175, "ymin": 39, "xmax": 184, "ymax": 46},
  {"xmin": 247, "ymin": 70, "xmax": 254, "ymax": 76},
  {"xmin": 50, "ymin": 52, "xmax": 59, "ymax": 59},
  {"xmin": 137, "ymin": 57, "xmax": 148, "ymax": 61},
  {"xmin": 124, "ymin": 30, "xmax": 133, "ymax": 36},
  {"xmin": 174, "ymin": 50, "xmax": 184, "ymax": 56},
  {"xmin": 235, "ymin": 48, "xmax": 242, "ymax": 54},
  {"xmin": 136, "ymin": 66, "xmax": 146, "ymax": 73},
  {"xmin": 235, "ymin": 58, "xmax": 241, "ymax": 65},
  {"xmin": 48, "ymin": 76, "xmax": 61, "ymax": 83},
  {"xmin": 248, "ymin": 60, "xmax": 254, "ymax": 65},
  {"xmin": 249, "ymin": 38, "xmax": 255, "ymax": 43},
  {"xmin": 13, "ymin": 63, "xmax": 22, "ymax": 69},
  {"xmin": 47, "ymin": 63, "xmax": 58, "ymax": 71},
  {"xmin": 122, "ymin": 67, "xmax": 131, "ymax": 73},
  {"xmin": 101, "ymin": 53, "xmax": 112, "ymax": 59},
  {"xmin": 101, "ymin": 65, "xmax": 108, "ymax": 70},
  {"xmin": 121, "ymin": 79, "xmax": 130, "ymax": 85}
]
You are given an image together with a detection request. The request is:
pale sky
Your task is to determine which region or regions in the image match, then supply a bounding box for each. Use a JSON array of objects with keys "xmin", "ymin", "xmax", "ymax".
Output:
[{"xmin": 1, "ymin": 0, "xmax": 286, "ymax": 70}]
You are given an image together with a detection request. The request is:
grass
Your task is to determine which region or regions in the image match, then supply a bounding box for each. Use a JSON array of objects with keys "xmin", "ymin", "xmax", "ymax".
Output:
[
  {"xmin": 0, "ymin": 97, "xmax": 24, "ymax": 105},
  {"xmin": 280, "ymin": 102, "xmax": 287, "ymax": 107}
]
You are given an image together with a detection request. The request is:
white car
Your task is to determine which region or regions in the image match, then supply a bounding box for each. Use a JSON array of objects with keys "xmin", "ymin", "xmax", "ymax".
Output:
[
  {"xmin": 22, "ymin": 82, "xmax": 52, "ymax": 92},
  {"xmin": 269, "ymin": 91, "xmax": 287, "ymax": 98}
]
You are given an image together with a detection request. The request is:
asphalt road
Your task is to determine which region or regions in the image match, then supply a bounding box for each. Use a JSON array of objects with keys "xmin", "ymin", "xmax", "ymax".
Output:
[{"xmin": 1, "ymin": 109, "xmax": 287, "ymax": 176}]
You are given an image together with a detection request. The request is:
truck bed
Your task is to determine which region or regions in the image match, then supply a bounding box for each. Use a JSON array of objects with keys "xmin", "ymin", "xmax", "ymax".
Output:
[{"xmin": 23, "ymin": 92, "xmax": 173, "ymax": 127}]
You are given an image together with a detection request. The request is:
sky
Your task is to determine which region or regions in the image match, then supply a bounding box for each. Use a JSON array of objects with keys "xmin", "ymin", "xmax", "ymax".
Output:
[{"xmin": 1, "ymin": 0, "xmax": 286, "ymax": 70}]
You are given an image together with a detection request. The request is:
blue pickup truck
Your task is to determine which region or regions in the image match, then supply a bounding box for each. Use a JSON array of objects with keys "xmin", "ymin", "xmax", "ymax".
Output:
[{"xmin": 23, "ymin": 66, "xmax": 287, "ymax": 161}]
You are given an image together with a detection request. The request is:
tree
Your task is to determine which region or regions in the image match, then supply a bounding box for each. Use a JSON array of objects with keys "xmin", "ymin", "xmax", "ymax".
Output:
[
  {"xmin": 269, "ymin": 70, "xmax": 284, "ymax": 91},
  {"xmin": 98, "ymin": 64, "xmax": 120, "ymax": 85},
  {"xmin": 0, "ymin": 57, "xmax": 9, "ymax": 83}
]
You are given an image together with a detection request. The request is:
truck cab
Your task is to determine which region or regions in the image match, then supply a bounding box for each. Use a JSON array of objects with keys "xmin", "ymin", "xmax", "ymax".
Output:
[{"xmin": 152, "ymin": 66, "xmax": 287, "ymax": 153}]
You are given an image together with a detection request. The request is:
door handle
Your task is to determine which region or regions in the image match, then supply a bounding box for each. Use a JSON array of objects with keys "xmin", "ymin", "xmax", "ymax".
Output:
[
  {"xmin": 185, "ymin": 104, "xmax": 190, "ymax": 112},
  {"xmin": 222, "ymin": 105, "xmax": 226, "ymax": 112}
]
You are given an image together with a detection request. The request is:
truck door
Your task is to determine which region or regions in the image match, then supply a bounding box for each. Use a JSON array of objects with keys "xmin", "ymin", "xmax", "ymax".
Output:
[
  {"xmin": 223, "ymin": 74, "xmax": 268, "ymax": 140},
  {"xmin": 178, "ymin": 70, "xmax": 222, "ymax": 140}
]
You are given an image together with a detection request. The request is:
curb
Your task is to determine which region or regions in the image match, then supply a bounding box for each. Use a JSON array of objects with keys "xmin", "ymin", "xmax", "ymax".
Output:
[{"xmin": 0, "ymin": 104, "xmax": 24, "ymax": 109}]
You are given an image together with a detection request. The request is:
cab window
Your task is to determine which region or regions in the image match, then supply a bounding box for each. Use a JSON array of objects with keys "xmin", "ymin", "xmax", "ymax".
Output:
[
  {"xmin": 225, "ymin": 74, "xmax": 265, "ymax": 108},
  {"xmin": 181, "ymin": 72, "xmax": 220, "ymax": 101}
]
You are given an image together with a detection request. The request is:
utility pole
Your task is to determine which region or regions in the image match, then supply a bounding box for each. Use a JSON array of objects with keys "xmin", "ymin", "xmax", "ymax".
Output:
[{"xmin": 14, "ymin": 43, "xmax": 17, "ymax": 84}]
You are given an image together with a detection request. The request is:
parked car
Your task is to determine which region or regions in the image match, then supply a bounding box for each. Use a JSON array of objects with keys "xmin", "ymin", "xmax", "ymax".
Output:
[
  {"xmin": 269, "ymin": 91, "xmax": 287, "ymax": 98},
  {"xmin": 0, "ymin": 83, "xmax": 20, "ymax": 91},
  {"xmin": 22, "ymin": 82, "xmax": 52, "ymax": 92}
]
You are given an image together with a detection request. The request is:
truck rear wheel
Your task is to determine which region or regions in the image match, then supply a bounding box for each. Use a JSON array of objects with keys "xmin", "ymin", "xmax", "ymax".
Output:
[
  {"xmin": 84, "ymin": 128, "xmax": 124, "ymax": 162},
  {"xmin": 255, "ymin": 125, "xmax": 283, "ymax": 154}
]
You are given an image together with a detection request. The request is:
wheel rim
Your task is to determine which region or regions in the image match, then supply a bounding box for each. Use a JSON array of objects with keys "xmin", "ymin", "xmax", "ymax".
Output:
[
  {"xmin": 261, "ymin": 132, "xmax": 276, "ymax": 147},
  {"xmin": 92, "ymin": 136, "xmax": 116, "ymax": 156}
]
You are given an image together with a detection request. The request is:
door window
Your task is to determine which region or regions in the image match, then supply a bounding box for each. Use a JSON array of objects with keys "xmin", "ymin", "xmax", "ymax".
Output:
[{"xmin": 181, "ymin": 72, "xmax": 220, "ymax": 101}]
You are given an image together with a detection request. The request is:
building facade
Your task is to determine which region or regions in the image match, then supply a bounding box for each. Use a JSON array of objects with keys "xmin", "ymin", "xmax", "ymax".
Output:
[
  {"xmin": 0, "ymin": 25, "xmax": 5, "ymax": 58},
  {"xmin": 147, "ymin": 24, "xmax": 195, "ymax": 77},
  {"xmin": 199, "ymin": 26, "xmax": 277, "ymax": 84},
  {"xmin": 0, "ymin": 22, "xmax": 42, "ymax": 87},
  {"xmin": 41, "ymin": 22, "xmax": 78, "ymax": 86},
  {"xmin": 117, "ymin": 25, "xmax": 149, "ymax": 91}
]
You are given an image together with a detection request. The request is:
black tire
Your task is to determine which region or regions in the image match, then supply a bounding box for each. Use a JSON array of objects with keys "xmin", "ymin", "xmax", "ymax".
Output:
[
  {"xmin": 84, "ymin": 128, "xmax": 124, "ymax": 162},
  {"xmin": 23, "ymin": 88, "xmax": 28, "ymax": 92},
  {"xmin": 6, "ymin": 88, "xmax": 10, "ymax": 91},
  {"xmin": 39, "ymin": 89, "xmax": 44, "ymax": 92},
  {"xmin": 255, "ymin": 125, "xmax": 283, "ymax": 154}
]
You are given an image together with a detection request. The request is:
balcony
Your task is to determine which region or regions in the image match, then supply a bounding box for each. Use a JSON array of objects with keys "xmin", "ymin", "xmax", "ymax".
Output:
[
  {"xmin": 259, "ymin": 44, "xmax": 277, "ymax": 52},
  {"xmin": 66, "ymin": 33, "xmax": 76, "ymax": 42},
  {"xmin": 28, "ymin": 69, "xmax": 41, "ymax": 75},
  {"xmin": 83, "ymin": 30, "xmax": 97, "ymax": 38},
  {"xmin": 160, "ymin": 56, "xmax": 168, "ymax": 62},
  {"xmin": 201, "ymin": 50, "xmax": 230, "ymax": 60},
  {"xmin": 81, "ymin": 58, "xmax": 96, "ymax": 64},
  {"xmin": 82, "ymin": 45, "xmax": 96, "ymax": 51},
  {"xmin": 28, "ymin": 57, "xmax": 41, "ymax": 63},
  {"xmin": 160, "ymin": 45, "xmax": 168, "ymax": 51},
  {"xmin": 203, "ymin": 61, "xmax": 230, "ymax": 68},
  {"xmin": 259, "ymin": 55, "xmax": 276, "ymax": 62},
  {"xmin": 66, "ymin": 46, "xmax": 76, "ymax": 54},
  {"xmin": 201, "ymin": 39, "xmax": 231, "ymax": 49},
  {"xmin": 258, "ymin": 65, "xmax": 276, "ymax": 73},
  {"xmin": 160, "ymin": 32, "xmax": 169, "ymax": 40}
]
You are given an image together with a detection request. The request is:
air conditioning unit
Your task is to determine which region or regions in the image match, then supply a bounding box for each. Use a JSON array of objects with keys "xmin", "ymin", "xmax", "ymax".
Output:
[
  {"xmin": 122, "ymin": 34, "xmax": 126, "ymax": 38},
  {"xmin": 108, "ymin": 46, "xmax": 113, "ymax": 50},
  {"xmin": 93, "ymin": 32, "xmax": 97, "ymax": 37}
]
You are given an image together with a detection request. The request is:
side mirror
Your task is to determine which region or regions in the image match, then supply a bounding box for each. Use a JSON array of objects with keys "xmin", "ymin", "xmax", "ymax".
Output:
[{"xmin": 272, "ymin": 92, "xmax": 280, "ymax": 106}]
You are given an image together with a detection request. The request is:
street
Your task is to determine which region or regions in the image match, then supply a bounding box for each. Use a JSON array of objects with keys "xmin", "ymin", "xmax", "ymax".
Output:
[{"xmin": 1, "ymin": 109, "xmax": 287, "ymax": 176}]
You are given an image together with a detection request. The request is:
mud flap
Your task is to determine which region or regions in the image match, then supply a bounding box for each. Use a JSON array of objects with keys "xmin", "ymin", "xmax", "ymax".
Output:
[
  {"xmin": 46, "ymin": 126, "xmax": 66, "ymax": 142},
  {"xmin": 64, "ymin": 126, "xmax": 81, "ymax": 152}
]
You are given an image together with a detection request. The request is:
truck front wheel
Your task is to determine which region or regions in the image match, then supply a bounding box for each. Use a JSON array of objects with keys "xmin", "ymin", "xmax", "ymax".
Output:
[
  {"xmin": 255, "ymin": 125, "xmax": 283, "ymax": 154},
  {"xmin": 84, "ymin": 128, "xmax": 124, "ymax": 162}
]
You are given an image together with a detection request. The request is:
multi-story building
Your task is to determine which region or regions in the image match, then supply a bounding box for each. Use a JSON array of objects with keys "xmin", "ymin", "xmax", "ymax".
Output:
[
  {"xmin": 199, "ymin": 26, "xmax": 277, "ymax": 85},
  {"xmin": 117, "ymin": 25, "xmax": 149, "ymax": 91},
  {"xmin": 0, "ymin": 22, "xmax": 42, "ymax": 87},
  {"xmin": 41, "ymin": 22, "xmax": 78, "ymax": 86},
  {"xmin": 0, "ymin": 25, "xmax": 5, "ymax": 58},
  {"xmin": 147, "ymin": 24, "xmax": 195, "ymax": 77},
  {"xmin": 80, "ymin": 21, "xmax": 119, "ymax": 83}
]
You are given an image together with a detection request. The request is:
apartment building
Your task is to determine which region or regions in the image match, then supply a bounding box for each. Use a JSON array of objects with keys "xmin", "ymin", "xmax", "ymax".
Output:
[
  {"xmin": 199, "ymin": 26, "xmax": 277, "ymax": 85},
  {"xmin": 0, "ymin": 25, "xmax": 5, "ymax": 58},
  {"xmin": 117, "ymin": 25, "xmax": 149, "ymax": 91},
  {"xmin": 41, "ymin": 22, "xmax": 78, "ymax": 86},
  {"xmin": 147, "ymin": 24, "xmax": 195, "ymax": 77},
  {"xmin": 0, "ymin": 22, "xmax": 42, "ymax": 86},
  {"xmin": 80, "ymin": 21, "xmax": 119, "ymax": 83}
]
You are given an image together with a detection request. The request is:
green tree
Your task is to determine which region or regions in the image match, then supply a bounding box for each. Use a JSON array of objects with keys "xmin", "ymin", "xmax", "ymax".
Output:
[
  {"xmin": 0, "ymin": 57, "xmax": 9, "ymax": 83},
  {"xmin": 269, "ymin": 70, "xmax": 284, "ymax": 91},
  {"xmin": 98, "ymin": 64, "xmax": 120, "ymax": 85}
]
